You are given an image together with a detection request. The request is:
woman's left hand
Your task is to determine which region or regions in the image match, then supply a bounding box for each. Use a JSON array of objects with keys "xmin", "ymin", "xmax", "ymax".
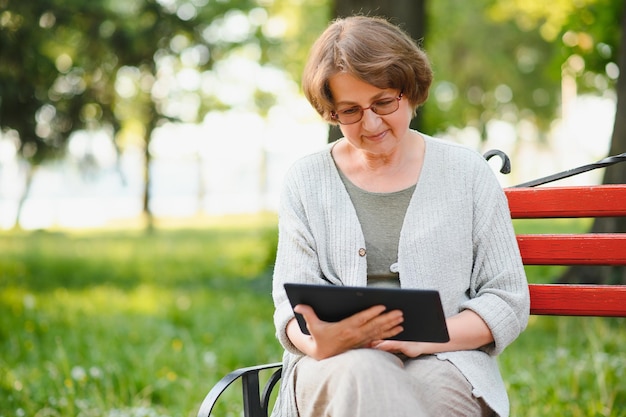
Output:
[{"xmin": 371, "ymin": 309, "xmax": 495, "ymax": 357}]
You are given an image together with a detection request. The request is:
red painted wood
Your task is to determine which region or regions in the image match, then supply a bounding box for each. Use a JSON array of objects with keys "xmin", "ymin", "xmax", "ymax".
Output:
[
  {"xmin": 516, "ymin": 234, "xmax": 626, "ymax": 265},
  {"xmin": 505, "ymin": 185, "xmax": 626, "ymax": 218},
  {"xmin": 529, "ymin": 284, "xmax": 626, "ymax": 317},
  {"xmin": 503, "ymin": 185, "xmax": 626, "ymax": 317}
]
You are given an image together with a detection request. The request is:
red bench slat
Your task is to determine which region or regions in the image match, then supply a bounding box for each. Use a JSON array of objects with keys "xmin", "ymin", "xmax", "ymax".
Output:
[
  {"xmin": 505, "ymin": 186, "xmax": 626, "ymax": 218},
  {"xmin": 529, "ymin": 284, "xmax": 626, "ymax": 317},
  {"xmin": 516, "ymin": 234, "xmax": 626, "ymax": 265}
]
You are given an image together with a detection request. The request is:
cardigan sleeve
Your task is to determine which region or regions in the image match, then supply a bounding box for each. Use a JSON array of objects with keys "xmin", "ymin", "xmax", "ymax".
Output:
[
  {"xmin": 271, "ymin": 147, "xmax": 368, "ymax": 354},
  {"xmin": 460, "ymin": 158, "xmax": 530, "ymax": 355},
  {"xmin": 272, "ymin": 164, "xmax": 327, "ymax": 355}
]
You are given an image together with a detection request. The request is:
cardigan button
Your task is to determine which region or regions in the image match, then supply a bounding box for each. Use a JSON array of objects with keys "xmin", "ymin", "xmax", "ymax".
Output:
[{"xmin": 358, "ymin": 248, "xmax": 366, "ymax": 257}]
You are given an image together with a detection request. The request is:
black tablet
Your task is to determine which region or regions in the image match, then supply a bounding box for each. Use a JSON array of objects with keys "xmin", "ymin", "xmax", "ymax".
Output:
[{"xmin": 284, "ymin": 283, "xmax": 450, "ymax": 343}]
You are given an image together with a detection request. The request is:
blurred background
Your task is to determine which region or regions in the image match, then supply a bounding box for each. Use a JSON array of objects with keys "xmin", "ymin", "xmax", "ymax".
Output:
[
  {"xmin": 1, "ymin": 1, "xmax": 625, "ymax": 416},
  {"xmin": 1, "ymin": 0, "xmax": 624, "ymax": 231}
]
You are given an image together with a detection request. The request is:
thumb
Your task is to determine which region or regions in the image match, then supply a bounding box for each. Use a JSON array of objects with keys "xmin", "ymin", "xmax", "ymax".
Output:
[
  {"xmin": 293, "ymin": 304, "xmax": 321, "ymax": 330},
  {"xmin": 294, "ymin": 303, "xmax": 319, "ymax": 320}
]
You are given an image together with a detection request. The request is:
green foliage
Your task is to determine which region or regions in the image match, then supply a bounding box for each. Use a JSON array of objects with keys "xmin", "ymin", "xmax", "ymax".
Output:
[
  {"xmin": 488, "ymin": 0, "xmax": 623, "ymax": 95},
  {"xmin": 1, "ymin": 0, "xmax": 300, "ymax": 228},
  {"xmin": 2, "ymin": 0, "xmax": 623, "ymax": 158},
  {"xmin": 423, "ymin": 0, "xmax": 560, "ymax": 137},
  {"xmin": 420, "ymin": 0, "xmax": 623, "ymax": 139},
  {"xmin": 0, "ymin": 0, "xmax": 283, "ymax": 162},
  {"xmin": 261, "ymin": 0, "xmax": 331, "ymax": 85},
  {"xmin": 1, "ymin": 217, "xmax": 625, "ymax": 416}
]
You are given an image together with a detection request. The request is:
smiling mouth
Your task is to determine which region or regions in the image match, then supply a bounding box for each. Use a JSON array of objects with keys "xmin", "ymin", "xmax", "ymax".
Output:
[{"xmin": 365, "ymin": 130, "xmax": 388, "ymax": 141}]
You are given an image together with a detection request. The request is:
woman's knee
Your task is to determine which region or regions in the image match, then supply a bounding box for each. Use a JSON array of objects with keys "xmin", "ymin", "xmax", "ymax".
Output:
[
  {"xmin": 294, "ymin": 349, "xmax": 428, "ymax": 417},
  {"xmin": 295, "ymin": 349, "xmax": 403, "ymax": 392},
  {"xmin": 405, "ymin": 356, "xmax": 492, "ymax": 416}
]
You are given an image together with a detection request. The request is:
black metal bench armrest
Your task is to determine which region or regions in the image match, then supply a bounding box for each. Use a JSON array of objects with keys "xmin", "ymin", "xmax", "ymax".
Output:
[{"xmin": 197, "ymin": 362, "xmax": 283, "ymax": 417}]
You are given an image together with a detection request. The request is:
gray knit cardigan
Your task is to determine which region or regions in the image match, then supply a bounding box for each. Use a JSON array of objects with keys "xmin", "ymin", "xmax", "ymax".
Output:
[{"xmin": 271, "ymin": 134, "xmax": 530, "ymax": 417}]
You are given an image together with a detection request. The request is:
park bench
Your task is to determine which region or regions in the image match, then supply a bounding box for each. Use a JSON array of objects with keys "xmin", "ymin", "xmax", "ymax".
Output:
[{"xmin": 197, "ymin": 153, "xmax": 626, "ymax": 417}]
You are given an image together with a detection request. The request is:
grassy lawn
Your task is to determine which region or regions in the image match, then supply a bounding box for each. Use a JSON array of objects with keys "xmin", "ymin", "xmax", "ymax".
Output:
[{"xmin": 0, "ymin": 216, "xmax": 624, "ymax": 416}]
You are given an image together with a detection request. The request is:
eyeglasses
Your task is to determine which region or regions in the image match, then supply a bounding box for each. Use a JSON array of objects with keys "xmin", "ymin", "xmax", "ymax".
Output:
[{"xmin": 331, "ymin": 93, "xmax": 403, "ymax": 125}]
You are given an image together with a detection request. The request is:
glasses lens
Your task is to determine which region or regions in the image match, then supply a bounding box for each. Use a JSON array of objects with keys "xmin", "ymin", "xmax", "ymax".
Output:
[
  {"xmin": 334, "ymin": 107, "xmax": 361, "ymax": 124},
  {"xmin": 334, "ymin": 95, "xmax": 401, "ymax": 125},
  {"xmin": 372, "ymin": 97, "xmax": 400, "ymax": 115}
]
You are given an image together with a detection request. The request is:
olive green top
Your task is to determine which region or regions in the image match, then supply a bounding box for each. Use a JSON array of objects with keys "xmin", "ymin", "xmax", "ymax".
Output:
[{"xmin": 336, "ymin": 168, "xmax": 414, "ymax": 288}]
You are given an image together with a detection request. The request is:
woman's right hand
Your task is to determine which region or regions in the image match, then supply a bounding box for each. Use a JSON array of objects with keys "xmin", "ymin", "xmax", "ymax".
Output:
[{"xmin": 286, "ymin": 304, "xmax": 404, "ymax": 360}]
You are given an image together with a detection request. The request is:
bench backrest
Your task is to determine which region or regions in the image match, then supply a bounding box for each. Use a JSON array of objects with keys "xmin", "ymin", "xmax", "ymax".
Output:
[{"xmin": 505, "ymin": 185, "xmax": 626, "ymax": 317}]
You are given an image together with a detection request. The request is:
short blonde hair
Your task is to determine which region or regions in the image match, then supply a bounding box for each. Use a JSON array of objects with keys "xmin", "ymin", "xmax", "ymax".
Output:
[{"xmin": 302, "ymin": 16, "xmax": 433, "ymax": 124}]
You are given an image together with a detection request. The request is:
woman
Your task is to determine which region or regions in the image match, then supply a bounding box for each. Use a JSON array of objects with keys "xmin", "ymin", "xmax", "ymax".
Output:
[{"xmin": 271, "ymin": 15, "xmax": 529, "ymax": 417}]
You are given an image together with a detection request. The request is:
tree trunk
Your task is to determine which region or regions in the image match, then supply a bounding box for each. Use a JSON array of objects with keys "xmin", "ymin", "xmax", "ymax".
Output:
[
  {"xmin": 13, "ymin": 163, "xmax": 37, "ymax": 231},
  {"xmin": 328, "ymin": 0, "xmax": 427, "ymax": 143},
  {"xmin": 142, "ymin": 108, "xmax": 157, "ymax": 232},
  {"xmin": 333, "ymin": 0, "xmax": 426, "ymax": 42},
  {"xmin": 559, "ymin": 0, "xmax": 626, "ymax": 284}
]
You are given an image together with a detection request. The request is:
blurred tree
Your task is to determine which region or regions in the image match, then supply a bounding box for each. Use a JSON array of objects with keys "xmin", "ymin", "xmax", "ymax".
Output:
[
  {"xmin": 490, "ymin": 0, "xmax": 626, "ymax": 284},
  {"xmin": 0, "ymin": 0, "xmax": 281, "ymax": 230},
  {"xmin": 424, "ymin": 0, "xmax": 559, "ymax": 141},
  {"xmin": 263, "ymin": 0, "xmax": 330, "ymax": 85}
]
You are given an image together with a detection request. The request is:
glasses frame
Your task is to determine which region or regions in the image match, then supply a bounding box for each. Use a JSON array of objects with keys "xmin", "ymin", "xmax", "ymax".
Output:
[{"xmin": 331, "ymin": 93, "xmax": 403, "ymax": 125}]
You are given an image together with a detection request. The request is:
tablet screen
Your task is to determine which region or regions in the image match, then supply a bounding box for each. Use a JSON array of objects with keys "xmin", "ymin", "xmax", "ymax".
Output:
[{"xmin": 284, "ymin": 283, "xmax": 450, "ymax": 343}]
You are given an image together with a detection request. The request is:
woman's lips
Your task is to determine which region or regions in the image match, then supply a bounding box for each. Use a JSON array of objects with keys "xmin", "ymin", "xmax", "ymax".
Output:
[{"xmin": 364, "ymin": 130, "xmax": 388, "ymax": 141}]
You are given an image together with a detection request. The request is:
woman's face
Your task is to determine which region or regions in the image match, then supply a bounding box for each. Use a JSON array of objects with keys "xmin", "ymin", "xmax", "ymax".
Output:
[{"xmin": 328, "ymin": 72, "xmax": 413, "ymax": 156}]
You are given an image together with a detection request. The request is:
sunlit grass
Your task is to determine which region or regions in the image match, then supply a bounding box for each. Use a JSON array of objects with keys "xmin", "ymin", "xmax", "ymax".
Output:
[
  {"xmin": 1, "ymin": 283, "xmax": 279, "ymax": 417},
  {"xmin": 0, "ymin": 216, "xmax": 624, "ymax": 416},
  {"xmin": 502, "ymin": 316, "xmax": 626, "ymax": 416},
  {"xmin": 0, "ymin": 220, "xmax": 281, "ymax": 417}
]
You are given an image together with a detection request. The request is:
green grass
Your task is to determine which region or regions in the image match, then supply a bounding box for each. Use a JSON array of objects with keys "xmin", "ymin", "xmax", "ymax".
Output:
[
  {"xmin": 501, "ymin": 315, "xmax": 625, "ymax": 416},
  {"xmin": 0, "ymin": 216, "xmax": 282, "ymax": 417},
  {"xmin": 0, "ymin": 216, "xmax": 624, "ymax": 416}
]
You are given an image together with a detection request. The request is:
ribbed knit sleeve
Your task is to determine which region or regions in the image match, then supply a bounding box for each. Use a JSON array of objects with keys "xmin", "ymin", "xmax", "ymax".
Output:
[
  {"xmin": 272, "ymin": 146, "xmax": 367, "ymax": 354},
  {"xmin": 272, "ymin": 167, "xmax": 321, "ymax": 354},
  {"xmin": 461, "ymin": 152, "xmax": 530, "ymax": 355},
  {"xmin": 397, "ymin": 136, "xmax": 529, "ymax": 355}
]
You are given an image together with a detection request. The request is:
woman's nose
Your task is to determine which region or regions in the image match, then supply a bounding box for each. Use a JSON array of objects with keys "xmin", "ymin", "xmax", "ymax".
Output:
[{"xmin": 361, "ymin": 107, "xmax": 382, "ymax": 130}]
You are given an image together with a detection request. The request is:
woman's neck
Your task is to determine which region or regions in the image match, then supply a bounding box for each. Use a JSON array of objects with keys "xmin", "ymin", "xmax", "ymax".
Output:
[{"xmin": 333, "ymin": 131, "xmax": 425, "ymax": 193}]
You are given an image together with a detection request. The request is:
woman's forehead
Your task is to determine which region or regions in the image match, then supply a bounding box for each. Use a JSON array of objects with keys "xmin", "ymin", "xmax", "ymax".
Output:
[{"xmin": 328, "ymin": 73, "xmax": 395, "ymax": 105}]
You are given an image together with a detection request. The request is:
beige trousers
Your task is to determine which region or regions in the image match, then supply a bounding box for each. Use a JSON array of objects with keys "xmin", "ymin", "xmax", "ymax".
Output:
[{"xmin": 294, "ymin": 349, "xmax": 493, "ymax": 417}]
